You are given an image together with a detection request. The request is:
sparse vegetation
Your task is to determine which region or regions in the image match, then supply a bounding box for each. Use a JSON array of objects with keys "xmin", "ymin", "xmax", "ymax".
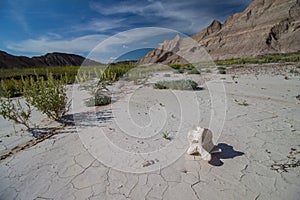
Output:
[
  {"xmin": 169, "ymin": 63, "xmax": 183, "ymax": 70},
  {"xmin": 22, "ymin": 73, "xmax": 71, "ymax": 121},
  {"xmin": 205, "ymin": 69, "xmax": 212, "ymax": 73},
  {"xmin": 85, "ymin": 94, "xmax": 111, "ymax": 107},
  {"xmin": 169, "ymin": 63, "xmax": 202, "ymax": 74},
  {"xmin": 271, "ymin": 148, "xmax": 300, "ymax": 173},
  {"xmin": 0, "ymin": 79, "xmax": 24, "ymax": 97},
  {"xmin": 84, "ymin": 81, "xmax": 111, "ymax": 107},
  {"xmin": 162, "ymin": 131, "xmax": 172, "ymax": 140},
  {"xmin": 100, "ymin": 63, "xmax": 136, "ymax": 82},
  {"xmin": 215, "ymin": 52, "xmax": 300, "ymax": 65},
  {"xmin": 217, "ymin": 66, "xmax": 226, "ymax": 74},
  {"xmin": 0, "ymin": 63, "xmax": 136, "ymax": 97},
  {"xmin": 0, "ymin": 95, "xmax": 32, "ymax": 129},
  {"xmin": 187, "ymin": 68, "xmax": 201, "ymax": 74},
  {"xmin": 289, "ymin": 68, "xmax": 299, "ymax": 74},
  {"xmin": 234, "ymin": 99, "xmax": 249, "ymax": 106},
  {"xmin": 124, "ymin": 71, "xmax": 150, "ymax": 84},
  {"xmin": 154, "ymin": 79, "xmax": 198, "ymax": 90},
  {"xmin": 231, "ymin": 75, "xmax": 238, "ymax": 83},
  {"xmin": 176, "ymin": 69, "xmax": 185, "ymax": 74}
]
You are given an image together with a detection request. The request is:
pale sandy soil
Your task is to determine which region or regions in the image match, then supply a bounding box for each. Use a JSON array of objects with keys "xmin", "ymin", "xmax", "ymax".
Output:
[{"xmin": 0, "ymin": 63, "xmax": 299, "ymax": 200}]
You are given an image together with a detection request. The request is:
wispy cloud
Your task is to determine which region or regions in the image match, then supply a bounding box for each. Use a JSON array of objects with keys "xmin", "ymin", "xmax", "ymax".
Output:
[
  {"xmin": 6, "ymin": 28, "xmax": 183, "ymax": 63},
  {"xmin": 8, "ymin": 1, "xmax": 31, "ymax": 34},
  {"xmin": 90, "ymin": 0, "xmax": 203, "ymax": 33},
  {"xmin": 72, "ymin": 18, "xmax": 126, "ymax": 33},
  {"xmin": 3, "ymin": 0, "xmax": 253, "ymax": 61},
  {"xmin": 86, "ymin": 27, "xmax": 185, "ymax": 63},
  {"xmin": 90, "ymin": 0, "xmax": 252, "ymax": 34},
  {"xmin": 6, "ymin": 34, "xmax": 109, "ymax": 55}
]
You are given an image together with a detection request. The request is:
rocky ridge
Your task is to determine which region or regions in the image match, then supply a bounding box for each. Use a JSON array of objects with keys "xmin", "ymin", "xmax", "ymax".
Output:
[{"xmin": 139, "ymin": 0, "xmax": 300, "ymax": 64}]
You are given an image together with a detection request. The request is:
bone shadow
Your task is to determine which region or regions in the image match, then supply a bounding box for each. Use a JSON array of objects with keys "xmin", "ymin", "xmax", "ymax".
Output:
[{"xmin": 208, "ymin": 143, "xmax": 244, "ymax": 166}]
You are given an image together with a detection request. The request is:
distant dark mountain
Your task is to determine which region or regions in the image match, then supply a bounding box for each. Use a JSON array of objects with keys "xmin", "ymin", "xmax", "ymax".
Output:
[{"xmin": 0, "ymin": 51, "xmax": 101, "ymax": 68}]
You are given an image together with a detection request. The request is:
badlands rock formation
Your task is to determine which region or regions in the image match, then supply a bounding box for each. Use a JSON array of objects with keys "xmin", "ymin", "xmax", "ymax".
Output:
[{"xmin": 139, "ymin": 0, "xmax": 300, "ymax": 64}]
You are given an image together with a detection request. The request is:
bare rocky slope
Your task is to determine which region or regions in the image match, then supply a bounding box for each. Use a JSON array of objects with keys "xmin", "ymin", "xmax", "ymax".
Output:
[
  {"xmin": 0, "ymin": 51, "xmax": 100, "ymax": 68},
  {"xmin": 139, "ymin": 0, "xmax": 300, "ymax": 64}
]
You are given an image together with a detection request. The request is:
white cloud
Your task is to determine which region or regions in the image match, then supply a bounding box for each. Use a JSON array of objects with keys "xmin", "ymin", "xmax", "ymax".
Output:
[
  {"xmin": 72, "ymin": 18, "xmax": 126, "ymax": 33},
  {"xmin": 6, "ymin": 34, "xmax": 109, "ymax": 55},
  {"xmin": 90, "ymin": 1, "xmax": 197, "ymax": 21},
  {"xmin": 87, "ymin": 27, "xmax": 186, "ymax": 63},
  {"xmin": 6, "ymin": 28, "xmax": 184, "ymax": 63},
  {"xmin": 89, "ymin": 0, "xmax": 252, "ymax": 34},
  {"xmin": 89, "ymin": 1, "xmax": 216, "ymax": 34}
]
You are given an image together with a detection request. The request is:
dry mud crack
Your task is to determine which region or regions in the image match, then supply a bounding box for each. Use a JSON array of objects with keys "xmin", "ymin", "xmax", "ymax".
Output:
[{"xmin": 0, "ymin": 69, "xmax": 300, "ymax": 200}]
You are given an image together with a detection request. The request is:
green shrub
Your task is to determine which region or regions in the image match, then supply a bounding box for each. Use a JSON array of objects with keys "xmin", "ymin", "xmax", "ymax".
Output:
[
  {"xmin": 22, "ymin": 73, "xmax": 71, "ymax": 121},
  {"xmin": 162, "ymin": 131, "xmax": 172, "ymax": 140},
  {"xmin": 85, "ymin": 95, "xmax": 111, "ymax": 107},
  {"xmin": 0, "ymin": 96, "xmax": 32, "ymax": 129},
  {"xmin": 153, "ymin": 83, "xmax": 168, "ymax": 89},
  {"xmin": 100, "ymin": 63, "xmax": 135, "ymax": 82},
  {"xmin": 163, "ymin": 74, "xmax": 171, "ymax": 77},
  {"xmin": 214, "ymin": 52, "xmax": 300, "ymax": 65},
  {"xmin": 289, "ymin": 69, "xmax": 299, "ymax": 74},
  {"xmin": 205, "ymin": 69, "xmax": 212, "ymax": 73},
  {"xmin": 217, "ymin": 66, "xmax": 226, "ymax": 74},
  {"xmin": 83, "ymin": 80, "xmax": 112, "ymax": 107},
  {"xmin": 177, "ymin": 69, "xmax": 185, "ymax": 74},
  {"xmin": 187, "ymin": 68, "xmax": 201, "ymax": 74},
  {"xmin": 219, "ymin": 69, "xmax": 226, "ymax": 74},
  {"xmin": 61, "ymin": 74, "xmax": 76, "ymax": 84},
  {"xmin": 154, "ymin": 79, "xmax": 198, "ymax": 90},
  {"xmin": 169, "ymin": 63, "xmax": 183, "ymax": 70},
  {"xmin": 234, "ymin": 99, "xmax": 249, "ymax": 106},
  {"xmin": 184, "ymin": 64, "xmax": 194, "ymax": 70},
  {"xmin": 0, "ymin": 79, "xmax": 23, "ymax": 97}
]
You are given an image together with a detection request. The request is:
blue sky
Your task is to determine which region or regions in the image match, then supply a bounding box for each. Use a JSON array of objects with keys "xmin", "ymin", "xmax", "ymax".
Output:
[{"xmin": 0, "ymin": 0, "xmax": 252, "ymax": 63}]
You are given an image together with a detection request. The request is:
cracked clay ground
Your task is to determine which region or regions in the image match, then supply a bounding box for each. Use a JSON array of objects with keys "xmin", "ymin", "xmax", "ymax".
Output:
[{"xmin": 0, "ymin": 71, "xmax": 300, "ymax": 200}]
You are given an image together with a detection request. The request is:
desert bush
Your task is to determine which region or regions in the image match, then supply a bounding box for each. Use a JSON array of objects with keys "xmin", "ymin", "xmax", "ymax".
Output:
[
  {"xmin": 289, "ymin": 69, "xmax": 299, "ymax": 74},
  {"xmin": 154, "ymin": 79, "xmax": 198, "ymax": 90},
  {"xmin": 205, "ymin": 69, "xmax": 212, "ymax": 73},
  {"xmin": 170, "ymin": 63, "xmax": 197, "ymax": 73},
  {"xmin": 22, "ymin": 73, "xmax": 71, "ymax": 121},
  {"xmin": 214, "ymin": 52, "xmax": 300, "ymax": 65},
  {"xmin": 217, "ymin": 66, "xmax": 226, "ymax": 74},
  {"xmin": 84, "ymin": 80, "xmax": 112, "ymax": 107},
  {"xmin": 184, "ymin": 64, "xmax": 194, "ymax": 71},
  {"xmin": 61, "ymin": 74, "xmax": 76, "ymax": 84},
  {"xmin": 0, "ymin": 96, "xmax": 32, "ymax": 129},
  {"xmin": 162, "ymin": 131, "xmax": 172, "ymax": 140},
  {"xmin": 100, "ymin": 63, "xmax": 135, "ymax": 82},
  {"xmin": 0, "ymin": 79, "xmax": 23, "ymax": 97},
  {"xmin": 234, "ymin": 99, "xmax": 249, "ymax": 106},
  {"xmin": 188, "ymin": 68, "xmax": 201, "ymax": 74},
  {"xmin": 176, "ymin": 69, "xmax": 185, "ymax": 74},
  {"xmin": 169, "ymin": 63, "xmax": 183, "ymax": 70},
  {"xmin": 100, "ymin": 68, "xmax": 117, "ymax": 81},
  {"xmin": 124, "ymin": 71, "xmax": 150, "ymax": 85},
  {"xmin": 85, "ymin": 94, "xmax": 111, "ymax": 107}
]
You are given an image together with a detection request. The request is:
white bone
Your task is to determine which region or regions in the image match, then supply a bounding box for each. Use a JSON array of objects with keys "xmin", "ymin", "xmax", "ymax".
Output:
[{"xmin": 187, "ymin": 127, "xmax": 217, "ymax": 161}]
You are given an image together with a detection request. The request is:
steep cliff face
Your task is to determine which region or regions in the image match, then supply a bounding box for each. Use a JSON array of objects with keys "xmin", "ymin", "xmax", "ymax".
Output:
[
  {"xmin": 0, "ymin": 51, "xmax": 100, "ymax": 68},
  {"xmin": 139, "ymin": 0, "xmax": 300, "ymax": 64}
]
